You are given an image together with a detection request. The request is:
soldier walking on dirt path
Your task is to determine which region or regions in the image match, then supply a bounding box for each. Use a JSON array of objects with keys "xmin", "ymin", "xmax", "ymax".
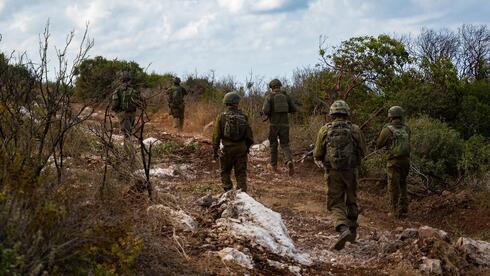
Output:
[
  {"xmin": 261, "ymin": 79, "xmax": 297, "ymax": 176},
  {"xmin": 376, "ymin": 106, "xmax": 411, "ymax": 219},
  {"xmin": 212, "ymin": 92, "xmax": 254, "ymax": 192},
  {"xmin": 313, "ymin": 100, "xmax": 366, "ymax": 250},
  {"xmin": 111, "ymin": 71, "xmax": 142, "ymax": 138},
  {"xmin": 168, "ymin": 76, "xmax": 187, "ymax": 132}
]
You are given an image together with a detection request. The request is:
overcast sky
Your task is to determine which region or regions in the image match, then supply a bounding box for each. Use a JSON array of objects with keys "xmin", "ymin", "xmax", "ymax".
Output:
[{"xmin": 0, "ymin": 0, "xmax": 489, "ymax": 81}]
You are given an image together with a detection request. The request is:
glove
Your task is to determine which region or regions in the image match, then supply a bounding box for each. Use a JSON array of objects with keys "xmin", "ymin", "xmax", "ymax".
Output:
[{"xmin": 314, "ymin": 159, "xmax": 324, "ymax": 169}]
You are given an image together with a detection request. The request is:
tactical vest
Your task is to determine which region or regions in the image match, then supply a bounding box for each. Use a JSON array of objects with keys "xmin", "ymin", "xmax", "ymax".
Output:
[
  {"xmin": 272, "ymin": 92, "xmax": 289, "ymax": 113},
  {"xmin": 170, "ymin": 87, "xmax": 184, "ymax": 106},
  {"xmin": 387, "ymin": 124, "xmax": 410, "ymax": 158},
  {"xmin": 222, "ymin": 110, "xmax": 249, "ymax": 142},
  {"xmin": 324, "ymin": 121, "xmax": 357, "ymax": 169}
]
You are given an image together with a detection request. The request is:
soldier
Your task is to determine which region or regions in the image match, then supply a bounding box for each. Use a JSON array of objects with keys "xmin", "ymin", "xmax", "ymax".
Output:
[
  {"xmin": 313, "ymin": 100, "xmax": 366, "ymax": 250},
  {"xmin": 261, "ymin": 79, "xmax": 297, "ymax": 175},
  {"xmin": 212, "ymin": 92, "xmax": 254, "ymax": 192},
  {"xmin": 112, "ymin": 71, "xmax": 141, "ymax": 138},
  {"xmin": 168, "ymin": 76, "xmax": 187, "ymax": 131},
  {"xmin": 376, "ymin": 106, "xmax": 410, "ymax": 219}
]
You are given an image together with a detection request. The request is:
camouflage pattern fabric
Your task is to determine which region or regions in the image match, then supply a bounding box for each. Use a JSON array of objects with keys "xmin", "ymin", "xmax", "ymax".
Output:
[
  {"xmin": 262, "ymin": 88, "xmax": 297, "ymax": 166},
  {"xmin": 212, "ymin": 107, "xmax": 254, "ymax": 192},
  {"xmin": 377, "ymin": 120, "xmax": 411, "ymax": 217},
  {"xmin": 117, "ymin": 111, "xmax": 136, "ymax": 138},
  {"xmin": 314, "ymin": 117, "xmax": 366, "ymax": 232}
]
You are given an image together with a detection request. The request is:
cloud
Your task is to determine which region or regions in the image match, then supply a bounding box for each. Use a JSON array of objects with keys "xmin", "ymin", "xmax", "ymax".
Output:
[{"xmin": 0, "ymin": 0, "xmax": 488, "ymax": 81}]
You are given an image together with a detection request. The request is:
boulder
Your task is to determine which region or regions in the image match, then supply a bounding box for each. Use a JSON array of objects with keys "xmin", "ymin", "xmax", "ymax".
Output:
[
  {"xmin": 455, "ymin": 237, "xmax": 490, "ymax": 266},
  {"xmin": 418, "ymin": 226, "xmax": 451, "ymax": 242},
  {"xmin": 212, "ymin": 191, "xmax": 312, "ymax": 266},
  {"xmin": 147, "ymin": 204, "xmax": 197, "ymax": 232},
  {"xmin": 217, "ymin": 247, "xmax": 254, "ymax": 269},
  {"xmin": 399, "ymin": 228, "xmax": 418, "ymax": 241},
  {"xmin": 420, "ymin": 257, "xmax": 442, "ymax": 275}
]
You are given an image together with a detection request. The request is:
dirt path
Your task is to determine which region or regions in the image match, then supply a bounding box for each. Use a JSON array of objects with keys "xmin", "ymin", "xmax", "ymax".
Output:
[{"xmin": 139, "ymin": 114, "xmax": 490, "ymax": 275}]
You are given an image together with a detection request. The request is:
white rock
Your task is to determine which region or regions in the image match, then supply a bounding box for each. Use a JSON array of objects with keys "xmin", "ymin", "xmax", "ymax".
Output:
[
  {"xmin": 215, "ymin": 192, "xmax": 312, "ymax": 266},
  {"xmin": 418, "ymin": 226, "xmax": 450, "ymax": 242},
  {"xmin": 147, "ymin": 205, "xmax": 197, "ymax": 232},
  {"xmin": 217, "ymin": 247, "xmax": 254, "ymax": 269},
  {"xmin": 456, "ymin": 237, "xmax": 490, "ymax": 266},
  {"xmin": 420, "ymin": 257, "xmax": 442, "ymax": 275},
  {"xmin": 142, "ymin": 168, "xmax": 177, "ymax": 178},
  {"xmin": 143, "ymin": 137, "xmax": 162, "ymax": 146}
]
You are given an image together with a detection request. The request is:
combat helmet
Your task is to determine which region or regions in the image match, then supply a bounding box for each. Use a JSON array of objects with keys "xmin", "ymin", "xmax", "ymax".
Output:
[
  {"xmin": 223, "ymin": 91, "xmax": 241, "ymax": 105},
  {"xmin": 269, "ymin": 79, "xmax": 282, "ymax": 89},
  {"xmin": 329, "ymin": 100, "xmax": 351, "ymax": 116},
  {"xmin": 173, "ymin": 76, "xmax": 181, "ymax": 85},
  {"xmin": 388, "ymin": 106, "xmax": 404, "ymax": 118}
]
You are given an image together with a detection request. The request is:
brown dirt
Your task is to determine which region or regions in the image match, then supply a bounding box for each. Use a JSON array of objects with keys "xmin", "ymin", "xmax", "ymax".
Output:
[{"xmin": 112, "ymin": 112, "xmax": 490, "ymax": 275}]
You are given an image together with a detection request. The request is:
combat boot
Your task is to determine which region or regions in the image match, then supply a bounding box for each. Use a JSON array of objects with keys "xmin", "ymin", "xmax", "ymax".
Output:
[
  {"xmin": 287, "ymin": 161, "xmax": 294, "ymax": 176},
  {"xmin": 333, "ymin": 225, "xmax": 352, "ymax": 250},
  {"xmin": 348, "ymin": 227, "xmax": 357, "ymax": 243}
]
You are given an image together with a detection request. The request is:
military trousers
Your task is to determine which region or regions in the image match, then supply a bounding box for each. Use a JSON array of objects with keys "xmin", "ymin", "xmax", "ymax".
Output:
[
  {"xmin": 117, "ymin": 111, "xmax": 136, "ymax": 138},
  {"xmin": 387, "ymin": 159, "xmax": 410, "ymax": 216},
  {"xmin": 220, "ymin": 150, "xmax": 248, "ymax": 192},
  {"xmin": 325, "ymin": 168, "xmax": 359, "ymax": 231},
  {"xmin": 170, "ymin": 106, "xmax": 185, "ymax": 131},
  {"xmin": 268, "ymin": 125, "xmax": 292, "ymax": 166}
]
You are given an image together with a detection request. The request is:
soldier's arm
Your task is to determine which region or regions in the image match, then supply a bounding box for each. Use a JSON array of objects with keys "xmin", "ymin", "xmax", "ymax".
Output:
[
  {"xmin": 353, "ymin": 125, "xmax": 367, "ymax": 159},
  {"xmin": 212, "ymin": 114, "xmax": 222, "ymax": 153},
  {"xmin": 376, "ymin": 127, "xmax": 392, "ymax": 150},
  {"xmin": 313, "ymin": 126, "xmax": 327, "ymax": 161},
  {"xmin": 287, "ymin": 94, "xmax": 298, "ymax": 113},
  {"xmin": 261, "ymin": 95, "xmax": 271, "ymax": 116}
]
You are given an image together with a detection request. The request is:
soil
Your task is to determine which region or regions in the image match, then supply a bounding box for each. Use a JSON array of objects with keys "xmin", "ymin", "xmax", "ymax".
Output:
[{"xmin": 116, "ymin": 115, "xmax": 490, "ymax": 275}]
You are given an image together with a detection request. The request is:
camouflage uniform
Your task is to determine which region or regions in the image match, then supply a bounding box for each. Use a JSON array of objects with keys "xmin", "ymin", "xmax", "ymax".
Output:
[
  {"xmin": 168, "ymin": 77, "xmax": 187, "ymax": 131},
  {"xmin": 261, "ymin": 79, "xmax": 297, "ymax": 172},
  {"xmin": 112, "ymin": 73, "xmax": 141, "ymax": 138},
  {"xmin": 376, "ymin": 106, "xmax": 411, "ymax": 218},
  {"xmin": 313, "ymin": 100, "xmax": 366, "ymax": 250},
  {"xmin": 212, "ymin": 93, "xmax": 254, "ymax": 192}
]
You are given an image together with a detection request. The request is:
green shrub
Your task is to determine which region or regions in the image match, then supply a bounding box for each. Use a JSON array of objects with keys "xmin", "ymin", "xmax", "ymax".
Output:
[
  {"xmin": 408, "ymin": 116, "xmax": 463, "ymax": 181},
  {"xmin": 459, "ymin": 135, "xmax": 490, "ymax": 177}
]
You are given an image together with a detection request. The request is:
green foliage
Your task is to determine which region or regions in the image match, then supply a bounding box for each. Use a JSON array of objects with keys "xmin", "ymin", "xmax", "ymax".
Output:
[
  {"xmin": 459, "ymin": 135, "xmax": 490, "ymax": 177},
  {"xmin": 455, "ymin": 81, "xmax": 490, "ymax": 138},
  {"xmin": 0, "ymin": 244, "xmax": 24, "ymax": 275},
  {"xmin": 145, "ymin": 72, "xmax": 173, "ymax": 89},
  {"xmin": 75, "ymin": 56, "xmax": 146, "ymax": 102},
  {"xmin": 408, "ymin": 116, "xmax": 463, "ymax": 181}
]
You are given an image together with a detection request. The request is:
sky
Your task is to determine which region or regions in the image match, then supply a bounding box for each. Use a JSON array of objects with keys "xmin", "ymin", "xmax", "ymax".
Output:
[{"xmin": 0, "ymin": 0, "xmax": 489, "ymax": 82}]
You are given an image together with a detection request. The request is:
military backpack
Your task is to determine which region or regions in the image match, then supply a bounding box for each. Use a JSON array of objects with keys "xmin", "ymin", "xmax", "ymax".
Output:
[
  {"xmin": 324, "ymin": 121, "xmax": 357, "ymax": 169},
  {"xmin": 387, "ymin": 124, "xmax": 410, "ymax": 158},
  {"xmin": 272, "ymin": 92, "xmax": 289, "ymax": 113},
  {"xmin": 222, "ymin": 110, "xmax": 249, "ymax": 142},
  {"xmin": 112, "ymin": 86, "xmax": 140, "ymax": 112}
]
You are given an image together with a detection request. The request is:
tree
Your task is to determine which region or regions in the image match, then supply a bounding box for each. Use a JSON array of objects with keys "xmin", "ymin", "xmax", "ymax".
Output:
[
  {"xmin": 318, "ymin": 34, "xmax": 410, "ymax": 101},
  {"xmin": 459, "ymin": 24, "xmax": 490, "ymax": 80},
  {"xmin": 74, "ymin": 56, "xmax": 145, "ymax": 101}
]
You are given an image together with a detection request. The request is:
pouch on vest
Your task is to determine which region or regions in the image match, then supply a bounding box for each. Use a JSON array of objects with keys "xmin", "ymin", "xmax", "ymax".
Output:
[
  {"xmin": 223, "ymin": 111, "xmax": 249, "ymax": 142},
  {"xmin": 387, "ymin": 124, "xmax": 410, "ymax": 158},
  {"xmin": 324, "ymin": 121, "xmax": 356, "ymax": 169},
  {"xmin": 273, "ymin": 93, "xmax": 289, "ymax": 113},
  {"xmin": 120, "ymin": 87, "xmax": 140, "ymax": 112}
]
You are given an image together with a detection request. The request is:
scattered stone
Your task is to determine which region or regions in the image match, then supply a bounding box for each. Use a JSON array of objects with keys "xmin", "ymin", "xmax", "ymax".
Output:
[
  {"xmin": 197, "ymin": 193, "xmax": 217, "ymax": 208},
  {"xmin": 399, "ymin": 228, "xmax": 418, "ymax": 241},
  {"xmin": 147, "ymin": 204, "xmax": 197, "ymax": 232},
  {"xmin": 455, "ymin": 237, "xmax": 490, "ymax": 266},
  {"xmin": 143, "ymin": 137, "xmax": 162, "ymax": 146},
  {"xmin": 420, "ymin": 257, "xmax": 442, "ymax": 275},
  {"xmin": 217, "ymin": 247, "xmax": 254, "ymax": 269},
  {"xmin": 418, "ymin": 226, "xmax": 451, "ymax": 242}
]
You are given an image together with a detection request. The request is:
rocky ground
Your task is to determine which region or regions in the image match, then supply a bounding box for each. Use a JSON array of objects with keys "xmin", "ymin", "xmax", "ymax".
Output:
[{"xmin": 84, "ymin": 112, "xmax": 490, "ymax": 275}]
